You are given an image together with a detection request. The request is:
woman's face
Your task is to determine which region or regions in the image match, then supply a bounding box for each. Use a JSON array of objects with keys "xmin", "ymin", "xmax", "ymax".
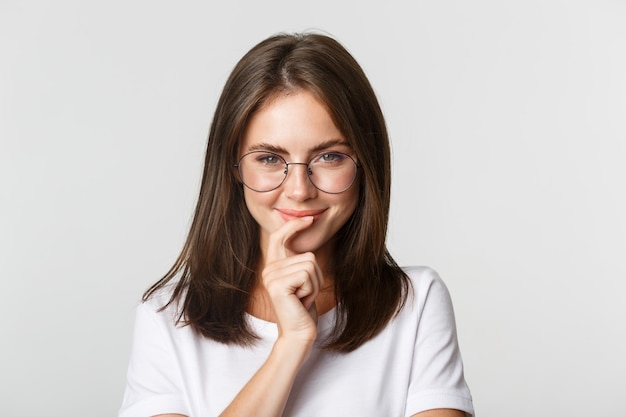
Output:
[{"xmin": 238, "ymin": 90, "xmax": 359, "ymax": 261}]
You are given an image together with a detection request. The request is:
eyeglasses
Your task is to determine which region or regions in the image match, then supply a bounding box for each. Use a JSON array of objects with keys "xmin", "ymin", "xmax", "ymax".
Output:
[{"xmin": 234, "ymin": 151, "xmax": 359, "ymax": 194}]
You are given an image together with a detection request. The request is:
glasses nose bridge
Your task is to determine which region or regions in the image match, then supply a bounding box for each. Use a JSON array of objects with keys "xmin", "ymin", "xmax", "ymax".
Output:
[
  {"xmin": 283, "ymin": 160, "xmax": 314, "ymax": 188},
  {"xmin": 284, "ymin": 161, "xmax": 311, "ymax": 175}
]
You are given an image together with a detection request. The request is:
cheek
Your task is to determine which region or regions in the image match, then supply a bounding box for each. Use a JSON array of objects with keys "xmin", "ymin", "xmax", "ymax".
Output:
[
  {"xmin": 243, "ymin": 189, "xmax": 277, "ymax": 224},
  {"xmin": 330, "ymin": 189, "xmax": 359, "ymax": 227},
  {"xmin": 343, "ymin": 185, "xmax": 360, "ymax": 214}
]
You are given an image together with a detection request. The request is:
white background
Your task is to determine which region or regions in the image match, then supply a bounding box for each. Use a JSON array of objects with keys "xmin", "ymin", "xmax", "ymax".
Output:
[{"xmin": 1, "ymin": 1, "xmax": 625, "ymax": 416}]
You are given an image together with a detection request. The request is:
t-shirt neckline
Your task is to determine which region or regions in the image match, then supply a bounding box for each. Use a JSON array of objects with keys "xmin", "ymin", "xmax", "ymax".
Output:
[{"xmin": 245, "ymin": 306, "xmax": 337, "ymax": 340}]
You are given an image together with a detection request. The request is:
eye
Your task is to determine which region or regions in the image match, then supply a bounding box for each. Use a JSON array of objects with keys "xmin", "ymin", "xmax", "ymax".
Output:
[
  {"xmin": 315, "ymin": 152, "xmax": 347, "ymax": 164},
  {"xmin": 254, "ymin": 153, "xmax": 283, "ymax": 165}
]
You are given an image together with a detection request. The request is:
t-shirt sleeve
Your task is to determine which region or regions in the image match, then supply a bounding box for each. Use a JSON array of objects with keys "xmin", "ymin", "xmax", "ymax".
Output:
[
  {"xmin": 404, "ymin": 269, "xmax": 474, "ymax": 417},
  {"xmin": 118, "ymin": 301, "xmax": 190, "ymax": 417}
]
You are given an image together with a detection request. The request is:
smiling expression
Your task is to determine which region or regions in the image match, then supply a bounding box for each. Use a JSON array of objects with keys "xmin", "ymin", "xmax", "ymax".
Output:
[{"xmin": 239, "ymin": 90, "xmax": 360, "ymax": 263}]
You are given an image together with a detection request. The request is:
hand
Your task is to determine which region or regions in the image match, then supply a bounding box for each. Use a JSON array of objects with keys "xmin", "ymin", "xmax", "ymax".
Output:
[
  {"xmin": 261, "ymin": 216, "xmax": 324, "ymax": 346},
  {"xmin": 217, "ymin": 217, "xmax": 325, "ymax": 417}
]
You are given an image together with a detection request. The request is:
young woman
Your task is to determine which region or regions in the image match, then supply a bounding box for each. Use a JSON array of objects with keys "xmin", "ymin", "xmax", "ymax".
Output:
[{"xmin": 119, "ymin": 32, "xmax": 474, "ymax": 417}]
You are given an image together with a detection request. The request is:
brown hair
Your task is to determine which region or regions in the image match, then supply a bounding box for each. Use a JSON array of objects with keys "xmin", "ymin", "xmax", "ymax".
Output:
[{"xmin": 144, "ymin": 32, "xmax": 410, "ymax": 352}]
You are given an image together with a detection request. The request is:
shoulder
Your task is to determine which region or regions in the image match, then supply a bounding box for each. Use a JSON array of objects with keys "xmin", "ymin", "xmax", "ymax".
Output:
[
  {"xmin": 402, "ymin": 265, "xmax": 443, "ymax": 284},
  {"xmin": 128, "ymin": 283, "xmax": 201, "ymax": 356},
  {"xmin": 138, "ymin": 282, "xmax": 184, "ymax": 325},
  {"xmin": 399, "ymin": 266, "xmax": 457, "ymax": 317},
  {"xmin": 399, "ymin": 268, "xmax": 474, "ymax": 416},
  {"xmin": 401, "ymin": 265, "xmax": 449, "ymax": 296}
]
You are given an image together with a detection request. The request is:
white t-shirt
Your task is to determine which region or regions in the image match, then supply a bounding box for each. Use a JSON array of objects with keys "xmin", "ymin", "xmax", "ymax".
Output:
[{"xmin": 119, "ymin": 266, "xmax": 474, "ymax": 417}]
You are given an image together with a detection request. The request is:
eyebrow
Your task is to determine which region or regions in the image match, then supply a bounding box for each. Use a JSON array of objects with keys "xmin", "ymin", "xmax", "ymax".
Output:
[{"xmin": 246, "ymin": 139, "xmax": 351, "ymax": 154}]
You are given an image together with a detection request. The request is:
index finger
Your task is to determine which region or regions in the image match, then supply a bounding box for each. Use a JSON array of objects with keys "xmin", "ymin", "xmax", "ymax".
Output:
[{"xmin": 266, "ymin": 216, "xmax": 314, "ymax": 262}]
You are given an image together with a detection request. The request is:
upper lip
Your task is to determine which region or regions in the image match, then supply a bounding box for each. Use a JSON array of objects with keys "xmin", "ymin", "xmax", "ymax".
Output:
[{"xmin": 276, "ymin": 208, "xmax": 327, "ymax": 217}]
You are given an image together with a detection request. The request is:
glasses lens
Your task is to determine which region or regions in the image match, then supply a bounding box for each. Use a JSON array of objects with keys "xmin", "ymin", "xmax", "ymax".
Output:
[
  {"xmin": 236, "ymin": 151, "xmax": 358, "ymax": 193},
  {"xmin": 307, "ymin": 152, "xmax": 358, "ymax": 193},
  {"xmin": 237, "ymin": 152, "xmax": 287, "ymax": 192}
]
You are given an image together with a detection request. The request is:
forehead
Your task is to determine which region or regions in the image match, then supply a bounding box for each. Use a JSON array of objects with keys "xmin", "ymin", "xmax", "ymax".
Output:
[{"xmin": 239, "ymin": 90, "xmax": 349, "ymax": 155}]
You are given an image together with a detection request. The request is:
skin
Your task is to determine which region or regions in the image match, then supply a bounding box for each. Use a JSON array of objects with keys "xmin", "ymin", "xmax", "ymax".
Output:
[
  {"xmin": 151, "ymin": 91, "xmax": 468, "ymax": 417},
  {"xmin": 241, "ymin": 90, "xmax": 360, "ymax": 321},
  {"xmin": 223, "ymin": 90, "xmax": 356, "ymax": 416}
]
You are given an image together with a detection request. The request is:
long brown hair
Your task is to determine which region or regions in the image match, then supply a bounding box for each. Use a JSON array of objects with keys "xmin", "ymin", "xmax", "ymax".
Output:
[{"xmin": 144, "ymin": 32, "xmax": 410, "ymax": 352}]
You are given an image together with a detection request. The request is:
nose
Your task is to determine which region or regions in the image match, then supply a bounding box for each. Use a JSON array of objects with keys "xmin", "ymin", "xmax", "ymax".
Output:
[{"xmin": 283, "ymin": 162, "xmax": 317, "ymax": 200}]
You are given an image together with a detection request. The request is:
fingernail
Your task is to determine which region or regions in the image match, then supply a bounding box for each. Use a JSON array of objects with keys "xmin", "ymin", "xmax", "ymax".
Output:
[{"xmin": 301, "ymin": 216, "xmax": 314, "ymax": 221}]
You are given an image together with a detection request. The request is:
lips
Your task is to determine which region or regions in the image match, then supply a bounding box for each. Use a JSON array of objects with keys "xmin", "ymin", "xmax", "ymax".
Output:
[{"xmin": 276, "ymin": 208, "xmax": 327, "ymax": 221}]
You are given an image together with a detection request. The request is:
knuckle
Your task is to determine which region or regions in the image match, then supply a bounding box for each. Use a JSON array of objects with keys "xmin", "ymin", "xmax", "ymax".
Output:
[
  {"xmin": 264, "ymin": 277, "xmax": 282, "ymax": 294},
  {"xmin": 294, "ymin": 269, "xmax": 310, "ymax": 282}
]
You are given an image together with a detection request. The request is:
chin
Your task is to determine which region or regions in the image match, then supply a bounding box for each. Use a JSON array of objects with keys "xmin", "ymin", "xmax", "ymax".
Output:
[{"xmin": 288, "ymin": 234, "xmax": 327, "ymax": 255}]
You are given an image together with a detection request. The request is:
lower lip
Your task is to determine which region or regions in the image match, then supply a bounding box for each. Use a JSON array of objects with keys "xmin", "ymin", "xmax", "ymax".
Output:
[{"xmin": 277, "ymin": 210, "xmax": 326, "ymax": 222}]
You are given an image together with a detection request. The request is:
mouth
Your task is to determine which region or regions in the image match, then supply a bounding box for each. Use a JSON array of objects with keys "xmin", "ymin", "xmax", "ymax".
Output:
[{"xmin": 276, "ymin": 208, "xmax": 327, "ymax": 222}]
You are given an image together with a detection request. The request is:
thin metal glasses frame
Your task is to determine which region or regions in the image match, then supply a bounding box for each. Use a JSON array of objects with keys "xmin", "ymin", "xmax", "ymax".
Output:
[{"xmin": 233, "ymin": 151, "xmax": 360, "ymax": 194}]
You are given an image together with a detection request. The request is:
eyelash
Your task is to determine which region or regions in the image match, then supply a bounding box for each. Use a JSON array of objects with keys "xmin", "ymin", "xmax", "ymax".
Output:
[
  {"xmin": 252, "ymin": 151, "xmax": 349, "ymax": 165},
  {"xmin": 255, "ymin": 153, "xmax": 283, "ymax": 165}
]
